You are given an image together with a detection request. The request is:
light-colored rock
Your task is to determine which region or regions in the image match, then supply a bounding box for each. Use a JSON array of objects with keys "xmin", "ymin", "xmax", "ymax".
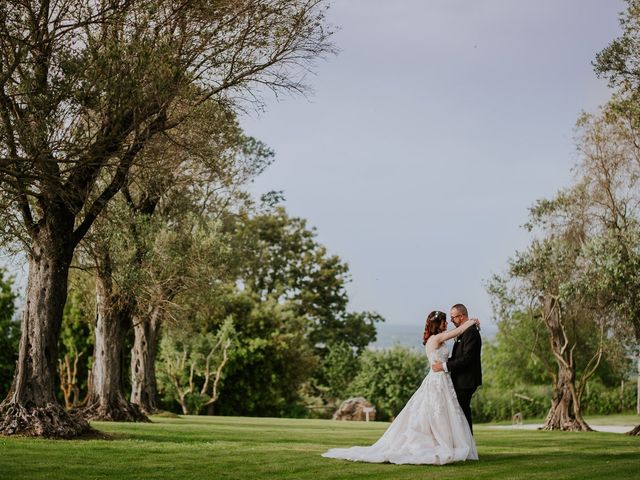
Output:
[{"xmin": 332, "ymin": 397, "xmax": 376, "ymax": 421}]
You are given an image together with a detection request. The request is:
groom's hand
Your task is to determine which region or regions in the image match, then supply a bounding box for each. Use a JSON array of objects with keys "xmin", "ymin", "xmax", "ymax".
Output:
[{"xmin": 431, "ymin": 361, "xmax": 444, "ymax": 372}]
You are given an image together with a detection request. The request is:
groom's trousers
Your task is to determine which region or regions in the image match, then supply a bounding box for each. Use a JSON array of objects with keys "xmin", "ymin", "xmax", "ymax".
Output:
[{"xmin": 454, "ymin": 387, "xmax": 477, "ymax": 434}]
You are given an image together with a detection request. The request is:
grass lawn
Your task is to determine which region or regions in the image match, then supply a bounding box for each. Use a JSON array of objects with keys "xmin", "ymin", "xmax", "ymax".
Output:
[
  {"xmin": 584, "ymin": 414, "xmax": 639, "ymax": 426},
  {"xmin": 487, "ymin": 413, "xmax": 639, "ymax": 427},
  {"xmin": 0, "ymin": 415, "xmax": 638, "ymax": 480}
]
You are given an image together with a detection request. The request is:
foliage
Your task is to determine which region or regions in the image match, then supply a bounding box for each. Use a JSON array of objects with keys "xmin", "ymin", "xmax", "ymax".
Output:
[
  {"xmin": 471, "ymin": 385, "xmax": 552, "ymax": 423},
  {"xmin": 319, "ymin": 341, "xmax": 360, "ymax": 403},
  {"xmin": 592, "ymin": 1, "xmax": 640, "ymax": 355},
  {"xmin": 82, "ymin": 99, "xmax": 274, "ymax": 311},
  {"xmin": 482, "ymin": 307, "xmax": 631, "ymax": 391},
  {"xmin": 212, "ymin": 291, "xmax": 318, "ymax": 417},
  {"xmin": 471, "ymin": 380, "xmax": 637, "ymax": 423},
  {"xmin": 582, "ymin": 379, "xmax": 638, "ymax": 416},
  {"xmin": 158, "ymin": 318, "xmax": 237, "ymax": 415},
  {"xmin": 487, "ymin": 95, "xmax": 640, "ymax": 429},
  {"xmin": 138, "ymin": 202, "xmax": 384, "ymax": 418},
  {"xmin": 235, "ymin": 207, "xmax": 383, "ymax": 355},
  {"xmin": 0, "ymin": 0, "xmax": 335, "ymax": 251},
  {"xmin": 56, "ymin": 271, "xmax": 95, "ymax": 408},
  {"xmin": 0, "ymin": 0, "xmax": 335, "ymax": 437},
  {"xmin": 595, "ymin": 0, "xmax": 640, "ymax": 95},
  {"xmin": 481, "ymin": 307, "xmax": 553, "ymax": 389},
  {"xmin": 347, "ymin": 346, "xmax": 426, "ymax": 421},
  {"xmin": 0, "ymin": 268, "xmax": 18, "ymax": 399},
  {"xmin": 177, "ymin": 206, "xmax": 383, "ymax": 415}
]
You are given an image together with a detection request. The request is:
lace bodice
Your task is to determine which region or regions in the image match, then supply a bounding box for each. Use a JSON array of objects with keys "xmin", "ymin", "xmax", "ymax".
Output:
[{"xmin": 425, "ymin": 341, "xmax": 449, "ymax": 364}]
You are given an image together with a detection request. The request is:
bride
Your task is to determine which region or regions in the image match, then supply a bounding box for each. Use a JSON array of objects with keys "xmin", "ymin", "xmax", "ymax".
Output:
[{"xmin": 321, "ymin": 311, "xmax": 479, "ymax": 465}]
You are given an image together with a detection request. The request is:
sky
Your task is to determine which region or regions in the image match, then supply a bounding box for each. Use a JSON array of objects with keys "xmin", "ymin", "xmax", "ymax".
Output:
[
  {"xmin": 0, "ymin": 0, "xmax": 625, "ymax": 339},
  {"xmin": 239, "ymin": 0, "xmax": 625, "ymax": 332}
]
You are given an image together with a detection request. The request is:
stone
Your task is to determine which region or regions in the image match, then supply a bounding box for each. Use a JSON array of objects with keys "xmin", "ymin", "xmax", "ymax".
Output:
[{"xmin": 332, "ymin": 397, "xmax": 376, "ymax": 421}]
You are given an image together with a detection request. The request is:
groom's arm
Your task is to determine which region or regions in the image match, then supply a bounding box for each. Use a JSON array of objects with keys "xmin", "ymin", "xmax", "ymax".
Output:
[{"xmin": 445, "ymin": 328, "xmax": 481, "ymax": 374}]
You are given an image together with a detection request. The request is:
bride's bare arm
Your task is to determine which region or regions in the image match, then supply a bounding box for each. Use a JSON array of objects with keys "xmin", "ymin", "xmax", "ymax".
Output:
[{"xmin": 432, "ymin": 318, "xmax": 479, "ymax": 346}]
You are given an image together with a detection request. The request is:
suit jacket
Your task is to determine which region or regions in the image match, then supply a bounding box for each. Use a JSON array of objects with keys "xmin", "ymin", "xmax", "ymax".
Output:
[{"xmin": 446, "ymin": 325, "xmax": 482, "ymax": 390}]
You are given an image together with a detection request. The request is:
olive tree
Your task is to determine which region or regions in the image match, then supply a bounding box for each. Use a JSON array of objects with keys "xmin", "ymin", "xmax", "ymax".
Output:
[
  {"xmin": 80, "ymin": 100, "xmax": 271, "ymax": 421},
  {"xmin": 491, "ymin": 102, "xmax": 640, "ymax": 431},
  {"xmin": 0, "ymin": 0, "xmax": 332, "ymax": 437}
]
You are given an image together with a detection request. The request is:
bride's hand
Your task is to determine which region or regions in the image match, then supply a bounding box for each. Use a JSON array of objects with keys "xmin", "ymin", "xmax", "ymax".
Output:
[{"xmin": 464, "ymin": 318, "xmax": 479, "ymax": 330}]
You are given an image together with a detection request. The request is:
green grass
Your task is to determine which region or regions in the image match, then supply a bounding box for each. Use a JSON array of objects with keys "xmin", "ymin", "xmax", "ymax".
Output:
[
  {"xmin": 0, "ymin": 415, "xmax": 638, "ymax": 480},
  {"xmin": 584, "ymin": 414, "xmax": 639, "ymax": 426},
  {"xmin": 487, "ymin": 413, "xmax": 639, "ymax": 427}
]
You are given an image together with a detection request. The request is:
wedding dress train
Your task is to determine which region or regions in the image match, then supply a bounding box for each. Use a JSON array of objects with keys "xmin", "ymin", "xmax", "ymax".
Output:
[{"xmin": 322, "ymin": 343, "xmax": 478, "ymax": 465}]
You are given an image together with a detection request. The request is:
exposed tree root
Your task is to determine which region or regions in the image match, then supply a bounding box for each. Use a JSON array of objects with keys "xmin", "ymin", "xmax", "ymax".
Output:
[
  {"xmin": 0, "ymin": 401, "xmax": 91, "ymax": 438},
  {"xmin": 81, "ymin": 398, "xmax": 149, "ymax": 423},
  {"xmin": 539, "ymin": 409, "xmax": 592, "ymax": 432}
]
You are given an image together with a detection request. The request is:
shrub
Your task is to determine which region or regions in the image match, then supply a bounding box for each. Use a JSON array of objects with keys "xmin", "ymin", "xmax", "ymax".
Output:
[
  {"xmin": 471, "ymin": 385, "xmax": 552, "ymax": 423},
  {"xmin": 582, "ymin": 379, "xmax": 637, "ymax": 415},
  {"xmin": 348, "ymin": 346, "xmax": 426, "ymax": 421}
]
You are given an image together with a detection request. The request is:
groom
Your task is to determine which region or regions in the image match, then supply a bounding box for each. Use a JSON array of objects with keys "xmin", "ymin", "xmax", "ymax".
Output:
[{"xmin": 431, "ymin": 303, "xmax": 482, "ymax": 433}]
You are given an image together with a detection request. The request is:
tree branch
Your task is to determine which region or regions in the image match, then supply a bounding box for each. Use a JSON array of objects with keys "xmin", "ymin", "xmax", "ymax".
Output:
[{"xmin": 71, "ymin": 112, "xmax": 168, "ymax": 247}]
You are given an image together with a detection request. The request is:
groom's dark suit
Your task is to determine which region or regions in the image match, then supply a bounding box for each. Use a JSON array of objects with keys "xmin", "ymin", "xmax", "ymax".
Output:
[{"xmin": 445, "ymin": 325, "xmax": 482, "ymax": 433}]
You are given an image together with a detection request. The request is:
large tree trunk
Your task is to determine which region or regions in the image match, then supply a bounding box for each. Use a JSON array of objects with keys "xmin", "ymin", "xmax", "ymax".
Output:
[
  {"xmin": 540, "ymin": 297, "xmax": 591, "ymax": 432},
  {"xmin": 0, "ymin": 222, "xmax": 90, "ymax": 438},
  {"xmin": 83, "ymin": 253, "xmax": 147, "ymax": 422},
  {"xmin": 631, "ymin": 358, "xmax": 640, "ymax": 435},
  {"xmin": 130, "ymin": 307, "xmax": 162, "ymax": 413},
  {"xmin": 542, "ymin": 362, "xmax": 591, "ymax": 431}
]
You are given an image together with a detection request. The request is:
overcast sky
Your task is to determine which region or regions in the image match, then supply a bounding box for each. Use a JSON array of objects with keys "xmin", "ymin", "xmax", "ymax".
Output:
[
  {"xmin": 239, "ymin": 0, "xmax": 624, "ymax": 329},
  {"xmin": 0, "ymin": 1, "xmax": 625, "ymax": 335}
]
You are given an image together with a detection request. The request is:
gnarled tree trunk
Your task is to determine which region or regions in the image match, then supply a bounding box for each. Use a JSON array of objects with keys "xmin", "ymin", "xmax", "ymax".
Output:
[
  {"xmin": 130, "ymin": 307, "xmax": 162, "ymax": 413},
  {"xmin": 83, "ymin": 252, "xmax": 147, "ymax": 422},
  {"xmin": 542, "ymin": 362, "xmax": 591, "ymax": 431},
  {"xmin": 630, "ymin": 358, "xmax": 640, "ymax": 435},
  {"xmin": 540, "ymin": 296, "xmax": 591, "ymax": 432},
  {"xmin": 0, "ymin": 221, "xmax": 90, "ymax": 437}
]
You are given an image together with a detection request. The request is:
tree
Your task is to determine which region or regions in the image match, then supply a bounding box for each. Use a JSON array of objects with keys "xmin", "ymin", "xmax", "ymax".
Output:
[
  {"xmin": 84, "ymin": 241, "xmax": 147, "ymax": 421},
  {"xmin": 128, "ymin": 104, "xmax": 272, "ymax": 415},
  {"xmin": 158, "ymin": 318, "xmax": 236, "ymax": 415},
  {"xmin": 490, "ymin": 101, "xmax": 640, "ymax": 431},
  {"xmin": 227, "ymin": 206, "xmax": 383, "ymax": 408},
  {"xmin": 0, "ymin": 0, "xmax": 333, "ymax": 437},
  {"xmin": 130, "ymin": 206, "xmax": 252, "ymax": 415},
  {"xmin": 595, "ymin": 0, "xmax": 640, "ymax": 101},
  {"xmin": 211, "ymin": 291, "xmax": 318, "ymax": 417},
  {"xmin": 482, "ymin": 306, "xmax": 628, "ymax": 392},
  {"xmin": 151, "ymin": 205, "xmax": 381, "ymax": 417},
  {"xmin": 79, "ymin": 100, "xmax": 270, "ymax": 421},
  {"xmin": 0, "ymin": 268, "xmax": 18, "ymax": 399},
  {"xmin": 574, "ymin": 111, "xmax": 640, "ymax": 434},
  {"xmin": 593, "ymin": 0, "xmax": 640, "ymax": 434},
  {"xmin": 496, "ymin": 206, "xmax": 611, "ymax": 431},
  {"xmin": 235, "ymin": 207, "xmax": 382, "ymax": 354}
]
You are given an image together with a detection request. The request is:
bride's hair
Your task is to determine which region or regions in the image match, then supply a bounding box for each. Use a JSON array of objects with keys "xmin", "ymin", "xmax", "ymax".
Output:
[{"xmin": 423, "ymin": 310, "xmax": 446, "ymax": 345}]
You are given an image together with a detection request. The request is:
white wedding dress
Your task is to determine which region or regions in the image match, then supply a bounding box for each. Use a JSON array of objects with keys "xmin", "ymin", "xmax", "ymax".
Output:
[{"xmin": 322, "ymin": 342, "xmax": 478, "ymax": 465}]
